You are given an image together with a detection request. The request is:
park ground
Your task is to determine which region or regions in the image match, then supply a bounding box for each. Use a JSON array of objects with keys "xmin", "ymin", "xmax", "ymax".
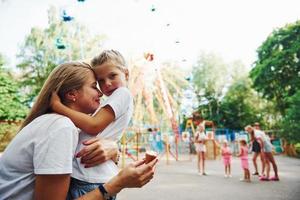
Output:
[{"xmin": 118, "ymin": 154, "xmax": 300, "ymax": 200}]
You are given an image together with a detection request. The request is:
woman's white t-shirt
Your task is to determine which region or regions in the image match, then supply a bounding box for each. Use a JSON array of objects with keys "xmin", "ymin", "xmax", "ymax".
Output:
[{"xmin": 0, "ymin": 114, "xmax": 78, "ymax": 200}]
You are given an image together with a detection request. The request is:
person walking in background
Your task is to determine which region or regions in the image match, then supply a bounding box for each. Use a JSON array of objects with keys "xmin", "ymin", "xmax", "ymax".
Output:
[
  {"xmin": 245, "ymin": 125, "xmax": 280, "ymax": 181},
  {"xmin": 194, "ymin": 124, "xmax": 207, "ymax": 175},
  {"xmin": 221, "ymin": 140, "xmax": 232, "ymax": 178},
  {"xmin": 237, "ymin": 139, "xmax": 251, "ymax": 182},
  {"xmin": 192, "ymin": 112, "xmax": 215, "ymax": 136},
  {"xmin": 192, "ymin": 112, "xmax": 215, "ymax": 175},
  {"xmin": 251, "ymin": 122, "xmax": 265, "ymax": 177}
]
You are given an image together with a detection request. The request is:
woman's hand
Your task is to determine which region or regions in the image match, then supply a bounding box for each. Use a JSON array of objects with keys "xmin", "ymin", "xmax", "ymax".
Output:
[
  {"xmin": 76, "ymin": 138, "xmax": 119, "ymax": 168},
  {"xmin": 50, "ymin": 91, "xmax": 62, "ymax": 112},
  {"xmin": 105, "ymin": 158, "xmax": 158, "ymax": 195},
  {"xmin": 75, "ymin": 158, "xmax": 158, "ymax": 200},
  {"xmin": 119, "ymin": 159, "xmax": 157, "ymax": 188}
]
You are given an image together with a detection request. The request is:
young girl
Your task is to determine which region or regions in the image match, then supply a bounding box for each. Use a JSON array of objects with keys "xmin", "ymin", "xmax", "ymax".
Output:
[
  {"xmin": 51, "ymin": 50, "xmax": 133, "ymax": 199},
  {"xmin": 221, "ymin": 140, "xmax": 232, "ymax": 178},
  {"xmin": 194, "ymin": 125, "xmax": 207, "ymax": 175},
  {"xmin": 237, "ymin": 139, "xmax": 250, "ymax": 182}
]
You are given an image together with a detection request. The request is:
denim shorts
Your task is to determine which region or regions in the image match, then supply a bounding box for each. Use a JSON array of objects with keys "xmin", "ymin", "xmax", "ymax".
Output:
[{"xmin": 67, "ymin": 177, "xmax": 116, "ymax": 200}]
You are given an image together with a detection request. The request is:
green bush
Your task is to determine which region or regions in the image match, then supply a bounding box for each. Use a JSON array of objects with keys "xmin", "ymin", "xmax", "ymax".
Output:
[
  {"xmin": 295, "ymin": 143, "xmax": 300, "ymax": 156},
  {"xmin": 0, "ymin": 122, "xmax": 21, "ymax": 152}
]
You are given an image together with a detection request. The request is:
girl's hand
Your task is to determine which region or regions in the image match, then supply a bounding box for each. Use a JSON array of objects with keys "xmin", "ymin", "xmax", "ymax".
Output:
[
  {"xmin": 50, "ymin": 91, "xmax": 62, "ymax": 112},
  {"xmin": 76, "ymin": 138, "xmax": 119, "ymax": 168}
]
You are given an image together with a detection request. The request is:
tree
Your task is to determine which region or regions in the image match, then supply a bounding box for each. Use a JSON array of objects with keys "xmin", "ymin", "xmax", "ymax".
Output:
[
  {"xmin": 0, "ymin": 54, "xmax": 26, "ymax": 151},
  {"xmin": 281, "ymin": 90, "xmax": 300, "ymax": 143},
  {"xmin": 0, "ymin": 54, "xmax": 28, "ymax": 120},
  {"xmin": 250, "ymin": 20, "xmax": 300, "ymax": 114},
  {"xmin": 192, "ymin": 52, "xmax": 229, "ymax": 123},
  {"xmin": 219, "ymin": 77, "xmax": 275, "ymax": 130},
  {"xmin": 17, "ymin": 6, "xmax": 106, "ymax": 103},
  {"xmin": 192, "ymin": 52, "xmax": 251, "ymax": 126}
]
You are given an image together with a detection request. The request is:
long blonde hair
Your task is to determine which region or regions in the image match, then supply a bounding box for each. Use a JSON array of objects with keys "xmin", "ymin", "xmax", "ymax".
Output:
[{"xmin": 20, "ymin": 62, "xmax": 94, "ymax": 129}]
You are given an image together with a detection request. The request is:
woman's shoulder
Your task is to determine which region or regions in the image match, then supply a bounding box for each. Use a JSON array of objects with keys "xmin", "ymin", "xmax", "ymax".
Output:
[{"xmin": 37, "ymin": 113, "xmax": 76, "ymax": 129}]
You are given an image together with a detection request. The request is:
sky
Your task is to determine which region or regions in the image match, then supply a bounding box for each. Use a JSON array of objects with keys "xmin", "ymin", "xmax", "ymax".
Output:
[{"xmin": 0, "ymin": 0, "xmax": 300, "ymax": 70}]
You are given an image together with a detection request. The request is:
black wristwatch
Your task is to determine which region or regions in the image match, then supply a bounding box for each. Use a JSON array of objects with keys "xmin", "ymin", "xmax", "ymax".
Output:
[{"xmin": 98, "ymin": 184, "xmax": 114, "ymax": 200}]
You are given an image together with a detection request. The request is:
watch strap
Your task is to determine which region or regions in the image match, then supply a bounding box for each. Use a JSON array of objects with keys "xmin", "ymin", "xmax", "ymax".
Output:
[{"xmin": 98, "ymin": 184, "xmax": 114, "ymax": 200}]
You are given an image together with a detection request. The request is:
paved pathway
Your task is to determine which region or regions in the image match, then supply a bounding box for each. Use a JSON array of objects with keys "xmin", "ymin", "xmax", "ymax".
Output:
[{"xmin": 118, "ymin": 154, "xmax": 300, "ymax": 200}]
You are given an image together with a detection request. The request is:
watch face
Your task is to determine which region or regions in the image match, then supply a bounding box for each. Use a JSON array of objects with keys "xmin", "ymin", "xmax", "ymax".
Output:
[
  {"xmin": 104, "ymin": 193, "xmax": 114, "ymax": 200},
  {"xmin": 104, "ymin": 193, "xmax": 110, "ymax": 200}
]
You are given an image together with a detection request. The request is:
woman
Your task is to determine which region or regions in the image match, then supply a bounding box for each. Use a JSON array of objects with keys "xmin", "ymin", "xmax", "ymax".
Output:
[
  {"xmin": 194, "ymin": 125, "xmax": 207, "ymax": 175},
  {"xmin": 245, "ymin": 125, "xmax": 279, "ymax": 181},
  {"xmin": 251, "ymin": 122, "xmax": 265, "ymax": 176},
  {"xmin": 192, "ymin": 112, "xmax": 215, "ymax": 175},
  {"xmin": 0, "ymin": 62, "xmax": 157, "ymax": 200}
]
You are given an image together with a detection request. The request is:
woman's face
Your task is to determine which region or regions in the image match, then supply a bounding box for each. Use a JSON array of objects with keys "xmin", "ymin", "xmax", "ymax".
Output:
[
  {"xmin": 198, "ymin": 125, "xmax": 204, "ymax": 132},
  {"xmin": 194, "ymin": 118, "xmax": 203, "ymax": 126},
  {"xmin": 74, "ymin": 71, "xmax": 102, "ymax": 114},
  {"xmin": 94, "ymin": 61, "xmax": 128, "ymax": 96}
]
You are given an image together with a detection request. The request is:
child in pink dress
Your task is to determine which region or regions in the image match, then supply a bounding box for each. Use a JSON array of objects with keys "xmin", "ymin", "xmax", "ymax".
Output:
[
  {"xmin": 221, "ymin": 140, "xmax": 232, "ymax": 178},
  {"xmin": 237, "ymin": 139, "xmax": 250, "ymax": 182}
]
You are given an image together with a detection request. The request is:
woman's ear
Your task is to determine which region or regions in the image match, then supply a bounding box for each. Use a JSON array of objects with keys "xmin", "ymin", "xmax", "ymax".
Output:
[{"xmin": 65, "ymin": 89, "xmax": 78, "ymax": 102}]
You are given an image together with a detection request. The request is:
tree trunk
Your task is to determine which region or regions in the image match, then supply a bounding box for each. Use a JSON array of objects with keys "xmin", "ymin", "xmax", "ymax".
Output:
[{"xmin": 283, "ymin": 139, "xmax": 297, "ymax": 157}]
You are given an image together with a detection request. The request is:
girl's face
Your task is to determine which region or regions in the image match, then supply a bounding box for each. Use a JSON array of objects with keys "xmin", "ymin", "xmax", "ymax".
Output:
[
  {"xmin": 94, "ymin": 61, "xmax": 128, "ymax": 96},
  {"xmin": 74, "ymin": 71, "xmax": 102, "ymax": 114}
]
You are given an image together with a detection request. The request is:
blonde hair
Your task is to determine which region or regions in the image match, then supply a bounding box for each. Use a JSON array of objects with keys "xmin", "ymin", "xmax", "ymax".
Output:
[
  {"xmin": 245, "ymin": 125, "xmax": 255, "ymax": 141},
  {"xmin": 244, "ymin": 125, "xmax": 253, "ymax": 131},
  {"xmin": 20, "ymin": 62, "xmax": 94, "ymax": 129},
  {"xmin": 91, "ymin": 49, "xmax": 127, "ymax": 69}
]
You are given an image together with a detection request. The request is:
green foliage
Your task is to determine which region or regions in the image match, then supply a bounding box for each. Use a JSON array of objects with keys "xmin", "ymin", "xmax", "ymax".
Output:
[
  {"xmin": 295, "ymin": 143, "xmax": 300, "ymax": 155},
  {"xmin": 193, "ymin": 52, "xmax": 228, "ymax": 101},
  {"xmin": 17, "ymin": 6, "xmax": 106, "ymax": 102},
  {"xmin": 0, "ymin": 122, "xmax": 20, "ymax": 152},
  {"xmin": 281, "ymin": 90, "xmax": 300, "ymax": 143},
  {"xmin": 0, "ymin": 54, "xmax": 28, "ymax": 151},
  {"xmin": 219, "ymin": 77, "xmax": 265, "ymax": 129},
  {"xmin": 250, "ymin": 20, "xmax": 300, "ymax": 114},
  {"xmin": 192, "ymin": 52, "xmax": 253, "ymax": 127},
  {"xmin": 192, "ymin": 52, "xmax": 230, "ymax": 123},
  {"xmin": 0, "ymin": 54, "xmax": 28, "ymax": 120}
]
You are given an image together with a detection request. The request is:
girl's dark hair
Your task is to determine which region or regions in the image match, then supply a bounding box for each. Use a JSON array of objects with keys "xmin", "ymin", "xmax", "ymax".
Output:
[
  {"xmin": 192, "ymin": 111, "xmax": 203, "ymax": 121},
  {"xmin": 240, "ymin": 139, "xmax": 247, "ymax": 146}
]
